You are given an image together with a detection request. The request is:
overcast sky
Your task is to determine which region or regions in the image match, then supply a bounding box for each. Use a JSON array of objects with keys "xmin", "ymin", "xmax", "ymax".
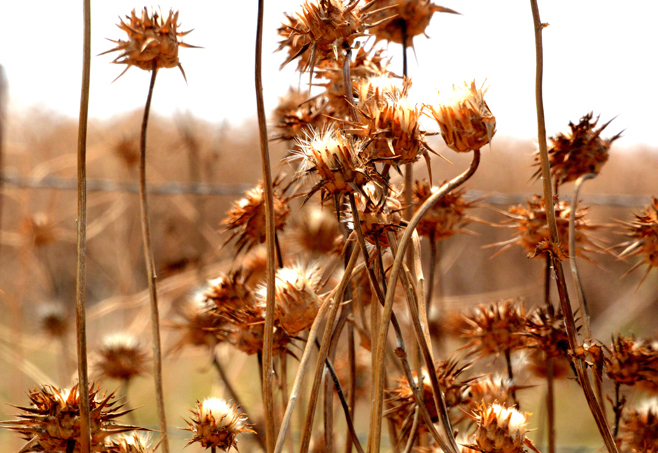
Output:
[{"xmin": 1, "ymin": 1, "xmax": 656, "ymax": 148}]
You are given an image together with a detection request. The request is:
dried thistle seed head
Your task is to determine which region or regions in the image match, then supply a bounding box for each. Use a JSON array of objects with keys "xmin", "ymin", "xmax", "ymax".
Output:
[
  {"xmin": 347, "ymin": 183, "xmax": 403, "ymax": 247},
  {"xmin": 620, "ymin": 399, "xmax": 658, "ymax": 451},
  {"xmin": 460, "ymin": 299, "xmax": 527, "ymax": 358},
  {"xmin": 1, "ymin": 384, "xmax": 138, "ymax": 452},
  {"xmin": 93, "ymin": 333, "xmax": 149, "ymax": 381},
  {"xmin": 523, "ymin": 349, "xmax": 572, "ymax": 380},
  {"xmin": 203, "ymin": 270, "xmax": 256, "ymax": 318},
  {"xmin": 273, "ymin": 88, "xmax": 332, "ymax": 141},
  {"xmin": 20, "ymin": 212, "xmax": 58, "ymax": 248},
  {"xmin": 367, "ymin": 0, "xmax": 459, "ymax": 45},
  {"xmin": 411, "ymin": 179, "xmax": 479, "ymax": 240},
  {"xmin": 471, "ymin": 403, "xmax": 529, "ymax": 453},
  {"xmin": 256, "ymin": 262, "xmax": 323, "ymax": 336},
  {"xmin": 37, "ymin": 302, "xmax": 69, "ymax": 338},
  {"xmin": 291, "ymin": 126, "xmax": 382, "ymax": 203},
  {"xmin": 605, "ymin": 335, "xmax": 658, "ymax": 386},
  {"xmin": 222, "ymin": 176, "xmax": 292, "ymax": 255},
  {"xmin": 169, "ymin": 292, "xmax": 225, "ymax": 353},
  {"xmin": 535, "ymin": 112, "xmax": 621, "ymax": 186},
  {"xmin": 102, "ymin": 8, "xmax": 196, "ymax": 80},
  {"xmin": 618, "ymin": 198, "xmax": 658, "ymax": 283},
  {"xmin": 184, "ymin": 397, "xmax": 254, "ymax": 450},
  {"xmin": 523, "ymin": 305, "xmax": 570, "ymax": 361},
  {"xmin": 491, "ymin": 195, "xmax": 603, "ymax": 261},
  {"xmin": 105, "ymin": 432, "xmax": 154, "ymax": 453},
  {"xmin": 287, "ymin": 206, "xmax": 341, "ymax": 257},
  {"xmin": 464, "ymin": 374, "xmax": 515, "ymax": 409},
  {"xmin": 277, "ymin": 0, "xmax": 367, "ymax": 73},
  {"xmin": 230, "ymin": 320, "xmax": 291, "ymax": 357},
  {"xmin": 428, "ymin": 81, "xmax": 496, "ymax": 153}
]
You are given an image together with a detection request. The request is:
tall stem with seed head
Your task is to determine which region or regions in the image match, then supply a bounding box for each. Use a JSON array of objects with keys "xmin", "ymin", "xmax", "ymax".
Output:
[
  {"xmin": 530, "ymin": 2, "xmax": 617, "ymax": 452},
  {"xmin": 254, "ymin": 1, "xmax": 277, "ymax": 451},
  {"xmin": 138, "ymin": 63, "xmax": 169, "ymax": 453},
  {"xmin": 75, "ymin": 0, "xmax": 92, "ymax": 451}
]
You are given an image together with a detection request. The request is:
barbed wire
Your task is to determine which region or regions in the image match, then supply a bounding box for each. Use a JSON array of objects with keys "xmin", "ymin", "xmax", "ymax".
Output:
[{"xmin": 0, "ymin": 172, "xmax": 652, "ymax": 207}]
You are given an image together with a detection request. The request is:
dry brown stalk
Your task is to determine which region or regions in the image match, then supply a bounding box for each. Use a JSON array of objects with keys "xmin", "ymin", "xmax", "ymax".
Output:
[
  {"xmin": 530, "ymin": 2, "xmax": 618, "ymax": 452},
  {"xmin": 75, "ymin": 0, "xmax": 92, "ymax": 451}
]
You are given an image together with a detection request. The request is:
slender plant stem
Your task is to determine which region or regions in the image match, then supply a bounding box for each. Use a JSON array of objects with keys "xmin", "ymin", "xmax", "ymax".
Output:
[
  {"xmin": 402, "ymin": 408, "xmax": 420, "ymax": 453},
  {"xmin": 530, "ymin": 4, "xmax": 617, "ymax": 452},
  {"xmin": 274, "ymin": 248, "xmax": 361, "ymax": 453},
  {"xmin": 254, "ymin": 1, "xmax": 277, "ymax": 451},
  {"xmin": 544, "ymin": 254, "xmax": 551, "ymax": 307},
  {"xmin": 504, "ymin": 349, "xmax": 518, "ymax": 406},
  {"xmin": 612, "ymin": 381, "xmax": 622, "ymax": 440},
  {"xmin": 138, "ymin": 64, "xmax": 169, "ymax": 453},
  {"xmin": 75, "ymin": 1, "xmax": 92, "ymax": 451},
  {"xmin": 369, "ymin": 150, "xmax": 480, "ymax": 453},
  {"xmin": 426, "ymin": 234, "xmax": 437, "ymax": 318},
  {"xmin": 547, "ymin": 356, "xmax": 556, "ymax": 453}
]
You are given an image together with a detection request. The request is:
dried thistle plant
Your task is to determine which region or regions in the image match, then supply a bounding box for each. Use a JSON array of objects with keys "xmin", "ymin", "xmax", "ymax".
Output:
[
  {"xmin": 101, "ymin": 7, "xmax": 197, "ymax": 80},
  {"xmin": 522, "ymin": 305, "xmax": 571, "ymax": 377},
  {"xmin": 183, "ymin": 397, "xmax": 254, "ymax": 451},
  {"xmin": 469, "ymin": 402, "xmax": 535, "ymax": 453},
  {"xmin": 286, "ymin": 206, "xmax": 342, "ymax": 257},
  {"xmin": 38, "ymin": 302, "xmax": 69, "ymax": 339},
  {"xmin": 619, "ymin": 399, "xmax": 658, "ymax": 452},
  {"xmin": 605, "ymin": 335, "xmax": 658, "ymax": 387},
  {"xmin": 105, "ymin": 432, "xmax": 155, "ymax": 453},
  {"xmin": 346, "ymin": 183, "xmax": 403, "ymax": 247},
  {"xmin": 617, "ymin": 197, "xmax": 658, "ymax": 284},
  {"xmin": 533, "ymin": 112, "xmax": 621, "ymax": 187},
  {"xmin": 169, "ymin": 292, "xmax": 225, "ymax": 353},
  {"xmin": 92, "ymin": 333, "xmax": 149, "ymax": 382},
  {"xmin": 1, "ymin": 384, "xmax": 139, "ymax": 452}
]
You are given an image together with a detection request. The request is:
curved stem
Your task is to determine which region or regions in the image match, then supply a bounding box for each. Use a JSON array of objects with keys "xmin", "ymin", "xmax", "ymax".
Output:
[
  {"xmin": 530, "ymin": 3, "xmax": 617, "ymax": 452},
  {"xmin": 254, "ymin": 1, "xmax": 277, "ymax": 451},
  {"xmin": 139, "ymin": 64, "xmax": 169, "ymax": 453},
  {"xmin": 75, "ymin": 0, "xmax": 91, "ymax": 451},
  {"xmin": 369, "ymin": 149, "xmax": 480, "ymax": 453}
]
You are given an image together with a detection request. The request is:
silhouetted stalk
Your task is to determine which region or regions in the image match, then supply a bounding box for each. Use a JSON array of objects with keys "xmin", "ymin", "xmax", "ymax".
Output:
[
  {"xmin": 530, "ymin": 2, "xmax": 617, "ymax": 452},
  {"xmin": 612, "ymin": 382, "xmax": 622, "ymax": 440},
  {"xmin": 75, "ymin": 0, "xmax": 92, "ymax": 451},
  {"xmin": 254, "ymin": 1, "xmax": 277, "ymax": 450},
  {"xmin": 138, "ymin": 63, "xmax": 169, "ymax": 453},
  {"xmin": 504, "ymin": 349, "xmax": 518, "ymax": 406}
]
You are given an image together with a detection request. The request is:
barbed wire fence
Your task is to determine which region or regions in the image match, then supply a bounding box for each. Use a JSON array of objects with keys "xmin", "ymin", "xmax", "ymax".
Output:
[{"xmin": 1, "ymin": 171, "xmax": 652, "ymax": 207}]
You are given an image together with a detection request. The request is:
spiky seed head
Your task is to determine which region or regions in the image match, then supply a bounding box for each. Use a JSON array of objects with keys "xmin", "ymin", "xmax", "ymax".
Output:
[
  {"xmin": 184, "ymin": 397, "xmax": 254, "ymax": 450},
  {"xmin": 273, "ymin": 88, "xmax": 331, "ymax": 141},
  {"xmin": 524, "ymin": 349, "xmax": 572, "ymax": 380},
  {"xmin": 38, "ymin": 302, "xmax": 69, "ymax": 338},
  {"xmin": 103, "ymin": 8, "xmax": 196, "ymax": 79},
  {"xmin": 94, "ymin": 333, "xmax": 149, "ymax": 381},
  {"xmin": 347, "ymin": 183, "xmax": 403, "ymax": 247},
  {"xmin": 620, "ymin": 399, "xmax": 658, "ymax": 451},
  {"xmin": 368, "ymin": 0, "xmax": 459, "ymax": 45},
  {"xmin": 411, "ymin": 179, "xmax": 479, "ymax": 240},
  {"xmin": 605, "ymin": 335, "xmax": 658, "ymax": 386},
  {"xmin": 256, "ymin": 262, "xmax": 323, "ymax": 336},
  {"xmin": 464, "ymin": 374, "xmax": 515, "ymax": 409},
  {"xmin": 203, "ymin": 271, "xmax": 256, "ymax": 318},
  {"xmin": 523, "ymin": 305, "xmax": 570, "ymax": 361},
  {"xmin": 472, "ymin": 403, "xmax": 529, "ymax": 453},
  {"xmin": 536, "ymin": 112, "xmax": 621, "ymax": 186},
  {"xmin": 169, "ymin": 292, "xmax": 225, "ymax": 353},
  {"xmin": 288, "ymin": 206, "xmax": 341, "ymax": 257},
  {"xmin": 105, "ymin": 432, "xmax": 154, "ymax": 453},
  {"xmin": 460, "ymin": 299, "xmax": 527, "ymax": 358},
  {"xmin": 618, "ymin": 198, "xmax": 658, "ymax": 283},
  {"xmin": 429, "ymin": 81, "xmax": 496, "ymax": 153},
  {"xmin": 1, "ymin": 384, "xmax": 139, "ymax": 451},
  {"xmin": 222, "ymin": 177, "xmax": 292, "ymax": 255}
]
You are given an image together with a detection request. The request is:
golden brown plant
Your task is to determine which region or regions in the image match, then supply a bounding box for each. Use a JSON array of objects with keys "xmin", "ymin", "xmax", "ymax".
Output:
[
  {"xmin": 411, "ymin": 178, "xmax": 480, "ymax": 240},
  {"xmin": 272, "ymin": 88, "xmax": 331, "ymax": 141},
  {"xmin": 183, "ymin": 397, "xmax": 254, "ymax": 451},
  {"xmin": 460, "ymin": 299, "xmax": 527, "ymax": 359},
  {"xmin": 105, "ymin": 432, "xmax": 154, "ymax": 453},
  {"xmin": 367, "ymin": 0, "xmax": 459, "ymax": 45},
  {"xmin": 287, "ymin": 206, "xmax": 342, "ymax": 257},
  {"xmin": 1, "ymin": 384, "xmax": 138, "ymax": 452},
  {"xmin": 93, "ymin": 333, "xmax": 149, "ymax": 381},
  {"xmin": 169, "ymin": 292, "xmax": 225, "ymax": 353},
  {"xmin": 523, "ymin": 305, "xmax": 571, "ymax": 376},
  {"xmin": 347, "ymin": 183, "xmax": 403, "ymax": 247},
  {"xmin": 464, "ymin": 374, "xmax": 515, "ymax": 409},
  {"xmin": 102, "ymin": 7, "xmax": 197, "ymax": 80},
  {"xmin": 470, "ymin": 402, "xmax": 533, "ymax": 453},
  {"xmin": 20, "ymin": 213, "xmax": 58, "ymax": 248},
  {"xmin": 38, "ymin": 302, "xmax": 69, "ymax": 338},
  {"xmin": 203, "ymin": 271, "xmax": 257, "ymax": 319},
  {"xmin": 620, "ymin": 399, "xmax": 658, "ymax": 452},
  {"xmin": 256, "ymin": 262, "xmax": 323, "ymax": 336},
  {"xmin": 605, "ymin": 335, "xmax": 658, "ymax": 387},
  {"xmin": 222, "ymin": 177, "xmax": 292, "ymax": 255},
  {"xmin": 534, "ymin": 112, "xmax": 621, "ymax": 186},
  {"xmin": 618, "ymin": 197, "xmax": 658, "ymax": 284},
  {"xmin": 428, "ymin": 81, "xmax": 496, "ymax": 153}
]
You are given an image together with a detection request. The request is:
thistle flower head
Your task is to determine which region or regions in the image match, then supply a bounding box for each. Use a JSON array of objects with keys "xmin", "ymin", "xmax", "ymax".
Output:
[
  {"xmin": 367, "ymin": 0, "xmax": 459, "ymax": 45},
  {"xmin": 203, "ymin": 271, "xmax": 256, "ymax": 319},
  {"xmin": 460, "ymin": 299, "xmax": 527, "ymax": 359},
  {"xmin": 288, "ymin": 206, "xmax": 342, "ymax": 257},
  {"xmin": 273, "ymin": 88, "xmax": 331, "ymax": 141},
  {"xmin": 102, "ymin": 8, "xmax": 197, "ymax": 80},
  {"xmin": 1, "ymin": 384, "xmax": 138, "ymax": 452},
  {"xmin": 105, "ymin": 432, "xmax": 154, "ymax": 453},
  {"xmin": 464, "ymin": 374, "xmax": 515, "ymax": 409},
  {"xmin": 523, "ymin": 305, "xmax": 570, "ymax": 361},
  {"xmin": 256, "ymin": 262, "xmax": 323, "ymax": 336},
  {"xmin": 620, "ymin": 399, "xmax": 658, "ymax": 451},
  {"xmin": 428, "ymin": 81, "xmax": 496, "ymax": 153},
  {"xmin": 222, "ymin": 177, "xmax": 292, "ymax": 255},
  {"xmin": 184, "ymin": 397, "xmax": 254, "ymax": 450},
  {"xmin": 411, "ymin": 179, "xmax": 479, "ymax": 240},
  {"xmin": 346, "ymin": 183, "xmax": 403, "ymax": 247},
  {"xmin": 618, "ymin": 198, "xmax": 658, "ymax": 284},
  {"xmin": 169, "ymin": 292, "xmax": 225, "ymax": 353},
  {"xmin": 38, "ymin": 302, "xmax": 69, "ymax": 338},
  {"xmin": 536, "ymin": 112, "xmax": 621, "ymax": 186},
  {"xmin": 471, "ymin": 403, "xmax": 529, "ymax": 453},
  {"xmin": 605, "ymin": 335, "xmax": 658, "ymax": 386},
  {"xmin": 93, "ymin": 333, "xmax": 149, "ymax": 381}
]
